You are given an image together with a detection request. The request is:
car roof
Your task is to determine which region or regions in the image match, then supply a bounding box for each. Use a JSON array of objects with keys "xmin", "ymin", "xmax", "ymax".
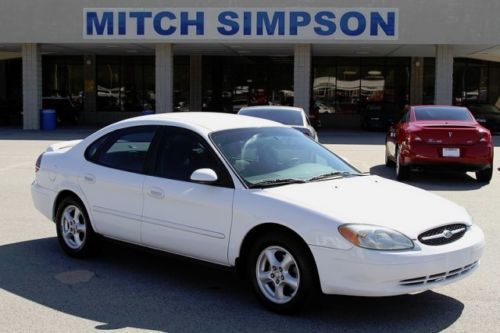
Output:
[{"xmin": 113, "ymin": 112, "xmax": 286, "ymax": 134}]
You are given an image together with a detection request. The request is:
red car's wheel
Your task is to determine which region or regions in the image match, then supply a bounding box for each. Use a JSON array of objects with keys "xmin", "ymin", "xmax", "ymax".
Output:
[
  {"xmin": 396, "ymin": 146, "xmax": 410, "ymax": 181},
  {"xmin": 476, "ymin": 167, "xmax": 493, "ymax": 183}
]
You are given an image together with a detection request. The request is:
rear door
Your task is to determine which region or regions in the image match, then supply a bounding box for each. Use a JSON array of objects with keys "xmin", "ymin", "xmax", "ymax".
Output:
[{"xmin": 79, "ymin": 126, "xmax": 159, "ymax": 243}]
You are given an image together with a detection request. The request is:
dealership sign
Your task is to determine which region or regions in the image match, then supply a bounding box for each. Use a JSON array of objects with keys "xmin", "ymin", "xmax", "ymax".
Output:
[{"xmin": 84, "ymin": 8, "xmax": 398, "ymax": 41}]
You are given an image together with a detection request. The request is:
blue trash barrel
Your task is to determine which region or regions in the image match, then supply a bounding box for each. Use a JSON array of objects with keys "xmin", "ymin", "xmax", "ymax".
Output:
[{"xmin": 40, "ymin": 109, "xmax": 57, "ymax": 130}]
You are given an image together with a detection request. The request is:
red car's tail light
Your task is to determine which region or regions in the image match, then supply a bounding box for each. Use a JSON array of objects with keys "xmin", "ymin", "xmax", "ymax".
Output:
[
  {"xmin": 35, "ymin": 153, "xmax": 44, "ymax": 173},
  {"xmin": 478, "ymin": 131, "xmax": 490, "ymax": 143}
]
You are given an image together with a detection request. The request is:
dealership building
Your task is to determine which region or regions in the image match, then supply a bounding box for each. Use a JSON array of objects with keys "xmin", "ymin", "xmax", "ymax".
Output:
[{"xmin": 1, "ymin": 1, "xmax": 500, "ymax": 129}]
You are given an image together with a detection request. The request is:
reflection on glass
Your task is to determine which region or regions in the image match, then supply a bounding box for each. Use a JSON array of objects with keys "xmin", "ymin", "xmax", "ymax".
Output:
[
  {"xmin": 202, "ymin": 56, "xmax": 293, "ymax": 113},
  {"xmin": 335, "ymin": 66, "xmax": 360, "ymax": 113},
  {"xmin": 96, "ymin": 56, "xmax": 180, "ymax": 112},
  {"xmin": 312, "ymin": 58, "xmax": 409, "ymax": 116}
]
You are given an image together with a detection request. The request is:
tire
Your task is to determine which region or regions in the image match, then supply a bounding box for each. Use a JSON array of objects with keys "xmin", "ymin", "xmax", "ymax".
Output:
[
  {"xmin": 476, "ymin": 167, "xmax": 493, "ymax": 183},
  {"xmin": 55, "ymin": 197, "xmax": 97, "ymax": 258},
  {"xmin": 385, "ymin": 145, "xmax": 395, "ymax": 167},
  {"xmin": 247, "ymin": 232, "xmax": 318, "ymax": 314},
  {"xmin": 395, "ymin": 146, "xmax": 410, "ymax": 181}
]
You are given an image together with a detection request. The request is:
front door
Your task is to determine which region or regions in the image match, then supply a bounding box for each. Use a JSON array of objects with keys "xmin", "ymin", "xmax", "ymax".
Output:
[{"xmin": 141, "ymin": 127, "xmax": 234, "ymax": 265}]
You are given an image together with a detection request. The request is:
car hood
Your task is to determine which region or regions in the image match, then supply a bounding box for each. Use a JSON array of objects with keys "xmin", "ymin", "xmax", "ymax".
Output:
[{"xmin": 260, "ymin": 175, "xmax": 470, "ymax": 238}]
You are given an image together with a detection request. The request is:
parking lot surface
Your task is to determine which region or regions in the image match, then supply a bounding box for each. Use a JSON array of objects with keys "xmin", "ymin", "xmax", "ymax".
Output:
[{"xmin": 0, "ymin": 128, "xmax": 499, "ymax": 333}]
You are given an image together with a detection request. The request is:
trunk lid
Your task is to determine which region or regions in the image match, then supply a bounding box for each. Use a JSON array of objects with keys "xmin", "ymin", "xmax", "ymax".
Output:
[{"xmin": 412, "ymin": 121, "xmax": 481, "ymax": 145}]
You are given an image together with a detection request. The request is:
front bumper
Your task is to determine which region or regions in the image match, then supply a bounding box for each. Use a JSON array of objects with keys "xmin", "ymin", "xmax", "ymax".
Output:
[{"xmin": 310, "ymin": 225, "xmax": 484, "ymax": 297}]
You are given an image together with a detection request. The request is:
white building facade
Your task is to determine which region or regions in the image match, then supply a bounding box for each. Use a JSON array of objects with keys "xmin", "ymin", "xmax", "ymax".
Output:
[{"xmin": 0, "ymin": 0, "xmax": 500, "ymax": 129}]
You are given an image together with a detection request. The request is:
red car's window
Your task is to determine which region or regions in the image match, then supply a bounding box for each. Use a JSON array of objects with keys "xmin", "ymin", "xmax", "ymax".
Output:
[{"xmin": 414, "ymin": 107, "xmax": 472, "ymax": 121}]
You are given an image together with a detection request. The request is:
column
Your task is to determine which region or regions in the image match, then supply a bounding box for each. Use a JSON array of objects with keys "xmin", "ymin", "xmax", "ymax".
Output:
[
  {"xmin": 189, "ymin": 55, "xmax": 202, "ymax": 111},
  {"xmin": 155, "ymin": 44, "xmax": 173, "ymax": 113},
  {"xmin": 293, "ymin": 44, "xmax": 311, "ymax": 114},
  {"xmin": 22, "ymin": 43, "xmax": 42, "ymax": 129},
  {"xmin": 434, "ymin": 45, "xmax": 454, "ymax": 105},
  {"xmin": 83, "ymin": 55, "xmax": 96, "ymax": 123},
  {"xmin": 410, "ymin": 57, "xmax": 424, "ymax": 105}
]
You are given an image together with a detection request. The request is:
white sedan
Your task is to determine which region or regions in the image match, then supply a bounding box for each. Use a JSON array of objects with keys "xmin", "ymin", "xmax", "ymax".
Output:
[
  {"xmin": 31, "ymin": 112, "xmax": 484, "ymax": 313},
  {"xmin": 238, "ymin": 106, "xmax": 319, "ymax": 141}
]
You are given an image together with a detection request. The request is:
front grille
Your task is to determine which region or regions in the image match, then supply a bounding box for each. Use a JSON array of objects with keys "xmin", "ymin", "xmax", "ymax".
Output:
[
  {"xmin": 400, "ymin": 261, "xmax": 478, "ymax": 286},
  {"xmin": 418, "ymin": 224, "xmax": 467, "ymax": 246}
]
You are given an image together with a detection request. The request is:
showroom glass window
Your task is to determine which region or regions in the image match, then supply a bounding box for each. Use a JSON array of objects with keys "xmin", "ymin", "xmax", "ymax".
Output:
[
  {"xmin": 202, "ymin": 56, "xmax": 293, "ymax": 113},
  {"xmin": 423, "ymin": 58, "xmax": 435, "ymax": 104},
  {"xmin": 96, "ymin": 56, "xmax": 154, "ymax": 112},
  {"xmin": 0, "ymin": 58, "xmax": 22, "ymax": 126},
  {"xmin": 86, "ymin": 126, "xmax": 158, "ymax": 174},
  {"xmin": 42, "ymin": 56, "xmax": 84, "ymax": 111},
  {"xmin": 312, "ymin": 57, "xmax": 410, "ymax": 115},
  {"xmin": 452, "ymin": 58, "xmax": 500, "ymax": 107},
  {"xmin": 96, "ymin": 56, "xmax": 189, "ymax": 112}
]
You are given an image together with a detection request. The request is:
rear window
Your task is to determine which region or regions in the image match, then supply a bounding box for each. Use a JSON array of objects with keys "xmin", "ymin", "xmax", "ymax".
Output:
[
  {"xmin": 414, "ymin": 107, "xmax": 472, "ymax": 121},
  {"xmin": 239, "ymin": 109, "xmax": 303, "ymax": 126}
]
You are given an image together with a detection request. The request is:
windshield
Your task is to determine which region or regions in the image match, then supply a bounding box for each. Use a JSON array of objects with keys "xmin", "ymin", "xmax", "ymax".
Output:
[
  {"xmin": 414, "ymin": 107, "xmax": 473, "ymax": 121},
  {"xmin": 210, "ymin": 127, "xmax": 359, "ymax": 187},
  {"xmin": 239, "ymin": 109, "xmax": 304, "ymax": 126}
]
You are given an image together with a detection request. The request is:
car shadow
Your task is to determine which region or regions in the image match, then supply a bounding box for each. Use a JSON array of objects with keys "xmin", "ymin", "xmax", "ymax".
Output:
[
  {"xmin": 0, "ymin": 238, "xmax": 464, "ymax": 332},
  {"xmin": 318, "ymin": 130, "xmax": 386, "ymax": 145},
  {"xmin": 370, "ymin": 165, "xmax": 486, "ymax": 191}
]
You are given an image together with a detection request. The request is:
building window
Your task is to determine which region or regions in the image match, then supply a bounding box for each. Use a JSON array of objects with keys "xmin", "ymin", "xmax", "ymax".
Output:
[
  {"xmin": 423, "ymin": 58, "xmax": 435, "ymax": 104},
  {"xmin": 42, "ymin": 56, "xmax": 84, "ymax": 124},
  {"xmin": 96, "ymin": 56, "xmax": 154, "ymax": 112},
  {"xmin": 202, "ymin": 56, "xmax": 293, "ymax": 113},
  {"xmin": 312, "ymin": 57, "xmax": 410, "ymax": 114},
  {"xmin": 453, "ymin": 58, "xmax": 489, "ymax": 105}
]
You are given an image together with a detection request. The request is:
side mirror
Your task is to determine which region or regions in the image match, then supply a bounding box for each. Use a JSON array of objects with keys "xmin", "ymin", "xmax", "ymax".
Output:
[{"xmin": 190, "ymin": 168, "xmax": 218, "ymax": 184}]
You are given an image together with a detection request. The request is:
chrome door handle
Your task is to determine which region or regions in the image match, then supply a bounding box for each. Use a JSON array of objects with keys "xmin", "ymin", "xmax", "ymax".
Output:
[
  {"xmin": 83, "ymin": 174, "xmax": 95, "ymax": 183},
  {"xmin": 148, "ymin": 187, "xmax": 164, "ymax": 199}
]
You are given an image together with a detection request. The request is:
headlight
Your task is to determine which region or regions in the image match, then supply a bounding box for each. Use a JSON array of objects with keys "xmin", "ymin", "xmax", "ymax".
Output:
[{"xmin": 338, "ymin": 224, "xmax": 414, "ymax": 251}]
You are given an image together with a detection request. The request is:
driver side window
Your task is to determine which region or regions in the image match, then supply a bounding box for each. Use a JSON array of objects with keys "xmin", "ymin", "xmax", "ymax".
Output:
[{"xmin": 153, "ymin": 128, "xmax": 233, "ymax": 187}]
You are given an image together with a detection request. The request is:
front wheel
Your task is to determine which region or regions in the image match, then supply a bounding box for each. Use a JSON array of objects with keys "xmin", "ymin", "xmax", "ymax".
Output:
[
  {"xmin": 248, "ymin": 233, "xmax": 318, "ymax": 313},
  {"xmin": 56, "ymin": 197, "xmax": 97, "ymax": 258},
  {"xmin": 476, "ymin": 167, "xmax": 493, "ymax": 183}
]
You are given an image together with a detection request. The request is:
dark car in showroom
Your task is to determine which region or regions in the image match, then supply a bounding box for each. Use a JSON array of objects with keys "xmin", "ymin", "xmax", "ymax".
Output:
[
  {"xmin": 465, "ymin": 103, "xmax": 500, "ymax": 133},
  {"xmin": 360, "ymin": 102, "xmax": 402, "ymax": 131}
]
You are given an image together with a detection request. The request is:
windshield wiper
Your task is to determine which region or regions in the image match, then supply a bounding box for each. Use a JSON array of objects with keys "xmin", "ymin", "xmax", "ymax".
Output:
[
  {"xmin": 309, "ymin": 171, "xmax": 368, "ymax": 182},
  {"xmin": 248, "ymin": 178, "xmax": 307, "ymax": 188}
]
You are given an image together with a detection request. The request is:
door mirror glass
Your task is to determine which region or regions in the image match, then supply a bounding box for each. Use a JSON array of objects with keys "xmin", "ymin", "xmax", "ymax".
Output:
[{"xmin": 190, "ymin": 168, "xmax": 218, "ymax": 184}]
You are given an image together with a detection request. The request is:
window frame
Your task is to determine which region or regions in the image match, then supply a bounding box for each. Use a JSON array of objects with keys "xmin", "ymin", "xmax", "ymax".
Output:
[
  {"xmin": 84, "ymin": 125, "xmax": 160, "ymax": 174},
  {"xmin": 146, "ymin": 126, "xmax": 235, "ymax": 188}
]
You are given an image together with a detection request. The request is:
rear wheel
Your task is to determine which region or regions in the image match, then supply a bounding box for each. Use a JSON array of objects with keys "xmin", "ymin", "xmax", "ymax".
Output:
[
  {"xmin": 385, "ymin": 145, "xmax": 395, "ymax": 167},
  {"xmin": 396, "ymin": 146, "xmax": 410, "ymax": 181},
  {"xmin": 476, "ymin": 167, "xmax": 493, "ymax": 183},
  {"xmin": 56, "ymin": 197, "xmax": 97, "ymax": 258},
  {"xmin": 248, "ymin": 233, "xmax": 318, "ymax": 314}
]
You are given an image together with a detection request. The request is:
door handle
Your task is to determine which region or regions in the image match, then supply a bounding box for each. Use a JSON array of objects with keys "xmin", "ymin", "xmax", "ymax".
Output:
[
  {"xmin": 148, "ymin": 187, "xmax": 164, "ymax": 199},
  {"xmin": 83, "ymin": 174, "xmax": 95, "ymax": 183}
]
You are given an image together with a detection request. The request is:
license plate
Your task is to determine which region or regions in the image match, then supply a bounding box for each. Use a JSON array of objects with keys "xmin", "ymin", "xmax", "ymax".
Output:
[{"xmin": 443, "ymin": 148, "xmax": 460, "ymax": 157}]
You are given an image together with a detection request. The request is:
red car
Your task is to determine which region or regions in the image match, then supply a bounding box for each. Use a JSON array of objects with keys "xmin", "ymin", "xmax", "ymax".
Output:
[{"xmin": 385, "ymin": 106, "xmax": 494, "ymax": 182}]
